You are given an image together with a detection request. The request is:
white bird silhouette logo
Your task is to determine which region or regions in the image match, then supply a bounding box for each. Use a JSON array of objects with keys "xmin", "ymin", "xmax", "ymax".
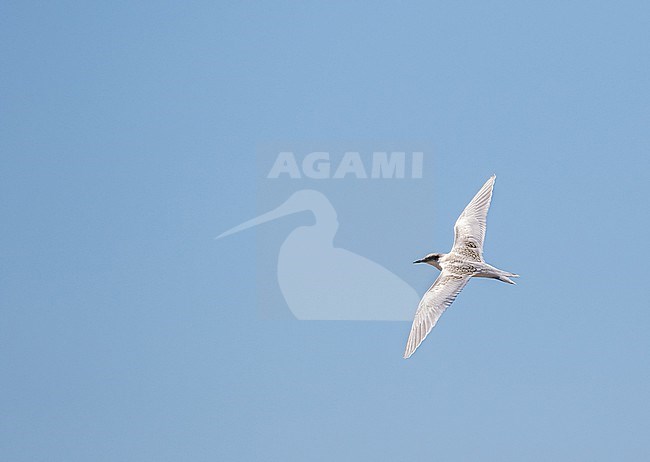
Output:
[
  {"xmin": 218, "ymin": 189, "xmax": 420, "ymax": 320},
  {"xmin": 404, "ymin": 175, "xmax": 519, "ymax": 358}
]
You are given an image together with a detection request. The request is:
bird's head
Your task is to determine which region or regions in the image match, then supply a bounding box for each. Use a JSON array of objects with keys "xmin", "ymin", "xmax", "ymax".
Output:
[{"xmin": 413, "ymin": 253, "xmax": 443, "ymax": 269}]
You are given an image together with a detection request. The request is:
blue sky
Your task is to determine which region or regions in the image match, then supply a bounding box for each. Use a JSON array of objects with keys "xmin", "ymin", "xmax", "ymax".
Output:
[{"xmin": 2, "ymin": 2, "xmax": 650, "ymax": 461}]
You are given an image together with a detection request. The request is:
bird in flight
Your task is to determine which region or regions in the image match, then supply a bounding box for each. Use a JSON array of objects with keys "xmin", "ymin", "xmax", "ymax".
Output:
[{"xmin": 404, "ymin": 175, "xmax": 518, "ymax": 359}]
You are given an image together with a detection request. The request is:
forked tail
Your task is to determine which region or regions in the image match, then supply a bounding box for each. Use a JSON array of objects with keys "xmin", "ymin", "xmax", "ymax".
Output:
[{"xmin": 496, "ymin": 270, "xmax": 519, "ymax": 285}]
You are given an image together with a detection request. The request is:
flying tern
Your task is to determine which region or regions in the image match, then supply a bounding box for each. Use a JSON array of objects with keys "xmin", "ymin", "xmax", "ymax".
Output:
[{"xmin": 404, "ymin": 175, "xmax": 518, "ymax": 358}]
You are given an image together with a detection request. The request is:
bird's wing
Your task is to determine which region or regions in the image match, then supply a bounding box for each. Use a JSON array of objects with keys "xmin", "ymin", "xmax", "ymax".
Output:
[
  {"xmin": 452, "ymin": 175, "xmax": 496, "ymax": 260},
  {"xmin": 403, "ymin": 271, "xmax": 470, "ymax": 358}
]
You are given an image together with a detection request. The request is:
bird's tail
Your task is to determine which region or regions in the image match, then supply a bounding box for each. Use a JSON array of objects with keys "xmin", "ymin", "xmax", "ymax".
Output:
[{"xmin": 496, "ymin": 270, "xmax": 519, "ymax": 285}]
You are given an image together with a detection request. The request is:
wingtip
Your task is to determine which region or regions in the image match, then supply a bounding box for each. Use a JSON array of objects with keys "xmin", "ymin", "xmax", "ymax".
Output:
[{"xmin": 403, "ymin": 347, "xmax": 414, "ymax": 359}]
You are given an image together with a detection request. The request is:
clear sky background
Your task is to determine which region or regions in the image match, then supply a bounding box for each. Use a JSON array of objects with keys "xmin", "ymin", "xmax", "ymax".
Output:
[{"xmin": 2, "ymin": 2, "xmax": 650, "ymax": 461}]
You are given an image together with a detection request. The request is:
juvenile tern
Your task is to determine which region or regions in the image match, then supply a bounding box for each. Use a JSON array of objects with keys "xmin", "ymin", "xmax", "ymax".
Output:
[{"xmin": 404, "ymin": 175, "xmax": 518, "ymax": 358}]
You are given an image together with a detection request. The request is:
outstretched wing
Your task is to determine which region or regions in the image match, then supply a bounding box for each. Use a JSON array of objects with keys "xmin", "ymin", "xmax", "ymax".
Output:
[
  {"xmin": 452, "ymin": 175, "xmax": 496, "ymax": 261},
  {"xmin": 403, "ymin": 272, "xmax": 470, "ymax": 358}
]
